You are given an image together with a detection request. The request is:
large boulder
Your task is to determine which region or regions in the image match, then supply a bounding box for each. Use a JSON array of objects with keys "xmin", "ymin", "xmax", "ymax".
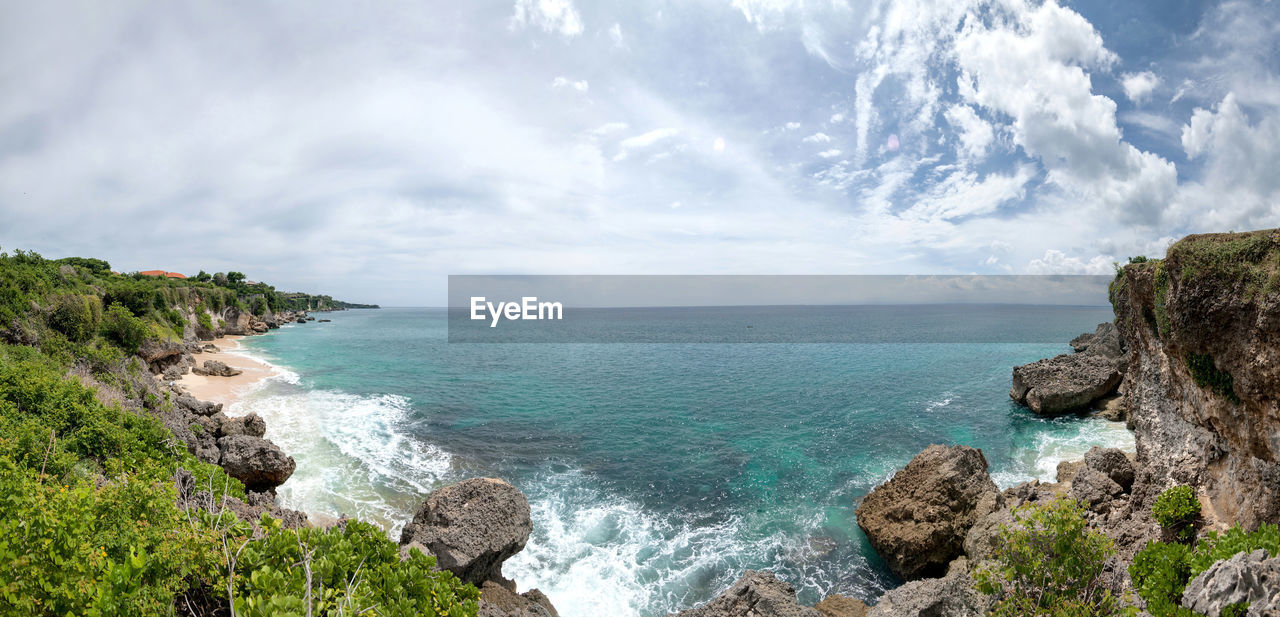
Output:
[
  {"xmin": 1182, "ymin": 549, "xmax": 1280, "ymax": 617},
  {"xmin": 814, "ymin": 594, "xmax": 868, "ymax": 617},
  {"xmin": 399, "ymin": 478, "xmax": 533, "ymax": 586},
  {"xmin": 855, "ymin": 445, "xmax": 1001, "ymax": 580},
  {"xmin": 477, "ymin": 581, "xmax": 560, "ymax": 617},
  {"xmin": 219, "ymin": 413, "xmax": 267, "ymax": 438},
  {"xmin": 217, "ymin": 435, "xmax": 296, "ymax": 491},
  {"xmin": 192, "ymin": 360, "xmax": 243, "ymax": 377},
  {"xmin": 1010, "ymin": 352, "xmax": 1123, "ymax": 415},
  {"xmin": 669, "ymin": 571, "xmax": 822, "ymax": 617},
  {"xmin": 1083, "ymin": 447, "xmax": 1135, "ymax": 491},
  {"xmin": 866, "ymin": 558, "xmax": 986, "ymax": 617},
  {"xmin": 1071, "ymin": 322, "xmax": 1125, "ymax": 358}
]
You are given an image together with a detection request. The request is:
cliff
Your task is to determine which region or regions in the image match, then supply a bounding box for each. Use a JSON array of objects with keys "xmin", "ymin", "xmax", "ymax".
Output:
[{"xmin": 1111, "ymin": 229, "xmax": 1280, "ymax": 528}]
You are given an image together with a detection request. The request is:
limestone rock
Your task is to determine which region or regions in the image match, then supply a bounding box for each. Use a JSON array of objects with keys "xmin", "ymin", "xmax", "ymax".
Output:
[
  {"xmin": 216, "ymin": 434, "xmax": 295, "ymax": 491},
  {"xmin": 669, "ymin": 571, "xmax": 822, "ymax": 617},
  {"xmin": 815, "ymin": 594, "xmax": 869, "ymax": 617},
  {"xmin": 1010, "ymin": 352, "xmax": 1124, "ymax": 415},
  {"xmin": 192, "ymin": 359, "xmax": 243, "ymax": 377},
  {"xmin": 865, "ymin": 558, "xmax": 986, "ymax": 617},
  {"xmin": 855, "ymin": 445, "xmax": 1001, "ymax": 580},
  {"xmin": 399, "ymin": 478, "xmax": 533, "ymax": 586},
  {"xmin": 1182, "ymin": 550, "xmax": 1280, "ymax": 617}
]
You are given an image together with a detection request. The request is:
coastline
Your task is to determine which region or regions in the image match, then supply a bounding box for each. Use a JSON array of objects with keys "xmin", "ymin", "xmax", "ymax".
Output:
[{"xmin": 171, "ymin": 335, "xmax": 281, "ymax": 406}]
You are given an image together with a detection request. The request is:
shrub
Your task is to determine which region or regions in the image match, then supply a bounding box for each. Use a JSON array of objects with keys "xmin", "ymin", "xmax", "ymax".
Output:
[
  {"xmin": 1223, "ymin": 604, "xmax": 1250, "ymax": 617},
  {"xmin": 1154, "ymin": 485, "xmax": 1200, "ymax": 542},
  {"xmin": 975, "ymin": 497, "xmax": 1134, "ymax": 616},
  {"xmin": 1188, "ymin": 524, "xmax": 1280, "ymax": 575},
  {"xmin": 1129, "ymin": 256, "xmax": 1149, "ymax": 264},
  {"xmin": 1187, "ymin": 353, "xmax": 1240, "ymax": 404},
  {"xmin": 197, "ymin": 311, "xmax": 214, "ymax": 332},
  {"xmin": 46, "ymin": 293, "xmax": 102, "ymax": 342},
  {"xmin": 230, "ymin": 516, "xmax": 480, "ymax": 617},
  {"xmin": 1130, "ymin": 541, "xmax": 1193, "ymax": 616},
  {"xmin": 100, "ymin": 303, "xmax": 149, "ymax": 353}
]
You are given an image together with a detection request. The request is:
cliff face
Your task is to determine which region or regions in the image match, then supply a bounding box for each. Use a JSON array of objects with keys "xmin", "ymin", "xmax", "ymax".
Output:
[{"xmin": 1112, "ymin": 229, "xmax": 1280, "ymax": 528}]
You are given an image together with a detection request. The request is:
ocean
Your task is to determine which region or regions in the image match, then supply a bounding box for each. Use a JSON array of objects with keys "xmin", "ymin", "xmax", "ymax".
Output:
[{"xmin": 224, "ymin": 306, "xmax": 1133, "ymax": 617}]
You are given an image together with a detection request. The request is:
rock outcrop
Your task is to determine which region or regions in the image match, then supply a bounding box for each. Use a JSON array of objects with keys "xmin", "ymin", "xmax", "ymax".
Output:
[
  {"xmin": 399, "ymin": 477, "xmax": 533, "ymax": 586},
  {"xmin": 814, "ymin": 594, "xmax": 868, "ymax": 617},
  {"xmin": 855, "ymin": 445, "xmax": 1001, "ymax": 580},
  {"xmin": 1113, "ymin": 229, "xmax": 1280, "ymax": 528},
  {"xmin": 1181, "ymin": 549, "xmax": 1280, "ymax": 617},
  {"xmin": 1010, "ymin": 321, "xmax": 1127, "ymax": 415},
  {"xmin": 670, "ymin": 571, "xmax": 822, "ymax": 617},
  {"xmin": 399, "ymin": 478, "xmax": 558, "ymax": 617},
  {"xmin": 192, "ymin": 359, "xmax": 243, "ymax": 377},
  {"xmin": 217, "ymin": 434, "xmax": 296, "ymax": 492},
  {"xmin": 865, "ymin": 558, "xmax": 986, "ymax": 617}
]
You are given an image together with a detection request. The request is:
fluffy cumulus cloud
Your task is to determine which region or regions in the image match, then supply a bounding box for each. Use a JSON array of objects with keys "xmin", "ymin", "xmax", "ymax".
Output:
[
  {"xmin": 2, "ymin": 0, "xmax": 1279, "ymax": 303},
  {"xmin": 1122, "ymin": 71, "xmax": 1161, "ymax": 103},
  {"xmin": 512, "ymin": 0, "xmax": 584, "ymax": 37}
]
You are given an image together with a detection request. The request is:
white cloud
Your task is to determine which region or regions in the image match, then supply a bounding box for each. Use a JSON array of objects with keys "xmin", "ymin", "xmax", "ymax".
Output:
[
  {"xmin": 802, "ymin": 132, "xmax": 831, "ymax": 143},
  {"xmin": 1121, "ymin": 71, "xmax": 1160, "ymax": 103},
  {"xmin": 784, "ymin": 121, "xmax": 801, "ymax": 130},
  {"xmin": 817, "ymin": 149, "xmax": 841, "ymax": 158},
  {"xmin": 829, "ymin": 113, "xmax": 845, "ymax": 123},
  {"xmin": 592, "ymin": 121, "xmax": 629, "ymax": 136},
  {"xmin": 1176, "ymin": 92, "xmax": 1280, "ymax": 229},
  {"xmin": 511, "ymin": 0, "xmax": 584, "ymax": 38},
  {"xmin": 904, "ymin": 165, "xmax": 1035, "ymax": 222},
  {"xmin": 1025, "ymin": 249, "xmax": 1115, "ymax": 274},
  {"xmin": 551, "ymin": 76, "xmax": 589, "ymax": 92},
  {"xmin": 953, "ymin": 0, "xmax": 1176, "ymax": 225},
  {"xmin": 609, "ymin": 23, "xmax": 625, "ymax": 48},
  {"xmin": 943, "ymin": 104, "xmax": 994, "ymax": 159},
  {"xmin": 613, "ymin": 127, "xmax": 680, "ymax": 161}
]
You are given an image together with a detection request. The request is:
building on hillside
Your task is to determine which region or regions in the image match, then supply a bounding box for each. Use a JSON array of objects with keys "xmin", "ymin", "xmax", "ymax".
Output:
[{"xmin": 139, "ymin": 270, "xmax": 187, "ymax": 279}]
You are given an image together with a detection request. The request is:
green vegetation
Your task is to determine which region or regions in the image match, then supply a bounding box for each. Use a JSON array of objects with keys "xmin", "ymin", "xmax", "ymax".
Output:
[
  {"xmin": 1129, "ymin": 540, "xmax": 1194, "ymax": 616},
  {"xmin": 1153, "ymin": 486, "xmax": 1201, "ymax": 542},
  {"xmin": 1153, "ymin": 260, "xmax": 1171, "ymax": 338},
  {"xmin": 0, "ymin": 250, "xmax": 446, "ymax": 616},
  {"xmin": 1168, "ymin": 229, "xmax": 1279, "ymax": 301},
  {"xmin": 1223, "ymin": 604, "xmax": 1250, "ymax": 617},
  {"xmin": 975, "ymin": 497, "xmax": 1135, "ymax": 616},
  {"xmin": 1132, "ymin": 494, "xmax": 1280, "ymax": 617},
  {"xmin": 1187, "ymin": 352, "xmax": 1240, "ymax": 404}
]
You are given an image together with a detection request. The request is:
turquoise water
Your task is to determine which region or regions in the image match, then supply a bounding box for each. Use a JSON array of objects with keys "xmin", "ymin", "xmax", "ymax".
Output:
[{"xmin": 226, "ymin": 307, "xmax": 1133, "ymax": 616}]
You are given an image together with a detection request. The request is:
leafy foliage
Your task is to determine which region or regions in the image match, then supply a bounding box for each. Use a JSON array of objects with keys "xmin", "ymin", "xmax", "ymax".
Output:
[
  {"xmin": 1169, "ymin": 229, "xmax": 1279, "ymax": 300},
  {"xmin": 100, "ymin": 302, "xmax": 149, "ymax": 354},
  {"xmin": 1153, "ymin": 486, "xmax": 1201, "ymax": 542},
  {"xmin": 1187, "ymin": 352, "xmax": 1240, "ymax": 404},
  {"xmin": 1130, "ymin": 541, "xmax": 1194, "ymax": 616},
  {"xmin": 975, "ymin": 497, "xmax": 1135, "ymax": 616}
]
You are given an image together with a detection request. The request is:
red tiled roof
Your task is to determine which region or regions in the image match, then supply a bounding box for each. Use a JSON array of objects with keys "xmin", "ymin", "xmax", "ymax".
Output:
[{"xmin": 139, "ymin": 270, "xmax": 187, "ymax": 279}]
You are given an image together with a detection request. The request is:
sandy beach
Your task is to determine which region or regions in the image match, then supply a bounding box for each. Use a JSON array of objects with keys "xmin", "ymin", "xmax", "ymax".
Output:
[{"xmin": 173, "ymin": 336, "xmax": 278, "ymax": 406}]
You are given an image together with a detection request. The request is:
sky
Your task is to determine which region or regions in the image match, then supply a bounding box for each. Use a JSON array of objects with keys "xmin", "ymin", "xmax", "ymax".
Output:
[{"xmin": 2, "ymin": 0, "xmax": 1279, "ymax": 305}]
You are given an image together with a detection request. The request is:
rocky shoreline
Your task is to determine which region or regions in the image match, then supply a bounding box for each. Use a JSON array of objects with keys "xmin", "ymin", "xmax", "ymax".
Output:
[
  {"xmin": 134, "ymin": 229, "xmax": 1280, "ymax": 617},
  {"xmin": 660, "ymin": 231, "xmax": 1280, "ymax": 616}
]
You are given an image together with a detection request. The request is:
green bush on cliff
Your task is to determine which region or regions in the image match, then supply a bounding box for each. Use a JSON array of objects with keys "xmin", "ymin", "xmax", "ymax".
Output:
[
  {"xmin": 1129, "ymin": 540, "xmax": 1194, "ymax": 616},
  {"xmin": 1132, "ymin": 517, "xmax": 1280, "ymax": 616},
  {"xmin": 1186, "ymin": 353, "xmax": 1240, "ymax": 404},
  {"xmin": 46, "ymin": 293, "xmax": 103, "ymax": 343},
  {"xmin": 100, "ymin": 302, "xmax": 149, "ymax": 354},
  {"xmin": 1169, "ymin": 230, "xmax": 1278, "ymax": 300},
  {"xmin": 229, "ymin": 516, "xmax": 480, "ymax": 617},
  {"xmin": 975, "ymin": 497, "xmax": 1134, "ymax": 616},
  {"xmin": 1153, "ymin": 486, "xmax": 1200, "ymax": 542}
]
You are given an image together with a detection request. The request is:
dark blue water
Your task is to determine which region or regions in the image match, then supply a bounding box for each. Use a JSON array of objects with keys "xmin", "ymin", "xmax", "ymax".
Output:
[{"xmin": 227, "ymin": 306, "xmax": 1131, "ymax": 616}]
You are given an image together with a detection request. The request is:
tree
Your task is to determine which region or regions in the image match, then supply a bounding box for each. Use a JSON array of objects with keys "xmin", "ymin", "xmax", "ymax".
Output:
[
  {"xmin": 227, "ymin": 271, "xmax": 246, "ymax": 285},
  {"xmin": 213, "ymin": 272, "xmax": 228, "ymax": 287},
  {"xmin": 193, "ymin": 270, "xmax": 212, "ymax": 282}
]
